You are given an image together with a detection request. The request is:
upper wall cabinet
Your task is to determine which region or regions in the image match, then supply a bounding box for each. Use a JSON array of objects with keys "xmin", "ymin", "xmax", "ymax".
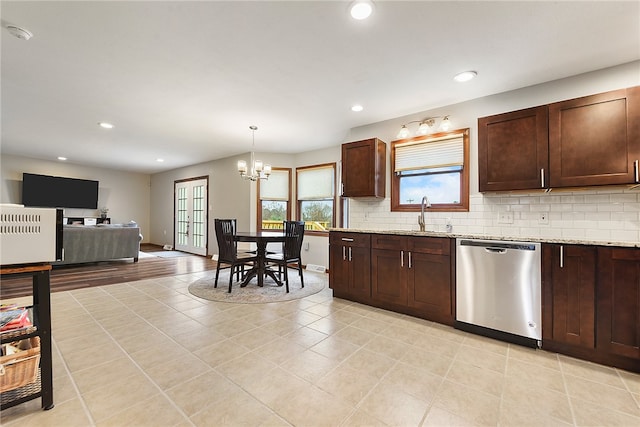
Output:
[
  {"xmin": 478, "ymin": 106, "xmax": 549, "ymax": 192},
  {"xmin": 478, "ymin": 86, "xmax": 640, "ymax": 192},
  {"xmin": 549, "ymin": 87, "xmax": 640, "ymax": 187},
  {"xmin": 341, "ymin": 138, "xmax": 386, "ymax": 198}
]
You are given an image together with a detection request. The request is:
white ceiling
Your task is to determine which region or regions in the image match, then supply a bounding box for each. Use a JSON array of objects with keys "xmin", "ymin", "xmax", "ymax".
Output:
[{"xmin": 1, "ymin": 1, "xmax": 639, "ymax": 174}]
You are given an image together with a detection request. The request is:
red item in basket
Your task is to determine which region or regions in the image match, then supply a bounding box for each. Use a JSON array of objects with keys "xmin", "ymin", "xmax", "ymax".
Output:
[{"xmin": 0, "ymin": 310, "xmax": 31, "ymax": 331}]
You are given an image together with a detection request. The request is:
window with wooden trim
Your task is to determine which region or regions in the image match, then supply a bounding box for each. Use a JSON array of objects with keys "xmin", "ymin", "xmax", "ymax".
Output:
[
  {"xmin": 257, "ymin": 168, "xmax": 291, "ymax": 230},
  {"xmin": 391, "ymin": 128, "xmax": 469, "ymax": 212},
  {"xmin": 296, "ymin": 163, "xmax": 336, "ymax": 234}
]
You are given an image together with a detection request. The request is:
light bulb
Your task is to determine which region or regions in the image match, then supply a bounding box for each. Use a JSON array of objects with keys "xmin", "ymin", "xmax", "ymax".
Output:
[
  {"xmin": 237, "ymin": 160, "xmax": 247, "ymax": 174},
  {"xmin": 454, "ymin": 71, "xmax": 477, "ymax": 82},
  {"xmin": 440, "ymin": 116, "xmax": 451, "ymax": 131},
  {"xmin": 350, "ymin": 1, "xmax": 373, "ymax": 20},
  {"xmin": 397, "ymin": 125, "xmax": 410, "ymax": 139}
]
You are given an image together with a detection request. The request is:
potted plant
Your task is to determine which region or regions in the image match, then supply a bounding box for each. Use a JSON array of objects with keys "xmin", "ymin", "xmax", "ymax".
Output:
[{"xmin": 99, "ymin": 207, "xmax": 109, "ymax": 219}]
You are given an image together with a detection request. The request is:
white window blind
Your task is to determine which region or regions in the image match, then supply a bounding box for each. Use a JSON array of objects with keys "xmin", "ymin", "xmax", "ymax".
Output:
[
  {"xmin": 297, "ymin": 166, "xmax": 334, "ymax": 200},
  {"xmin": 259, "ymin": 169, "xmax": 289, "ymax": 200},
  {"xmin": 395, "ymin": 134, "xmax": 464, "ymax": 172}
]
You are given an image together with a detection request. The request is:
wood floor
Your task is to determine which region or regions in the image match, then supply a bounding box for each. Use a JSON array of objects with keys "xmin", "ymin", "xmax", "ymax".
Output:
[{"xmin": 0, "ymin": 245, "xmax": 218, "ymax": 299}]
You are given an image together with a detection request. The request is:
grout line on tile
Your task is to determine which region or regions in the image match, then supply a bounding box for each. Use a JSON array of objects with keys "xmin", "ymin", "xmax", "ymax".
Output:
[{"xmin": 68, "ymin": 283, "xmax": 198, "ymax": 426}]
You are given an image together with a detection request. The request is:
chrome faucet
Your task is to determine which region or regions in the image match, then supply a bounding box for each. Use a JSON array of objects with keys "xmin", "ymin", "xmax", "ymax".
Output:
[{"xmin": 418, "ymin": 196, "xmax": 431, "ymax": 231}]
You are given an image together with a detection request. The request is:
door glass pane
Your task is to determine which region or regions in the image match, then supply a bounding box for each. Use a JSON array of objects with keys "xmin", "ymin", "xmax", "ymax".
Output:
[
  {"xmin": 192, "ymin": 184, "xmax": 205, "ymax": 248},
  {"xmin": 177, "ymin": 186, "xmax": 188, "ymax": 246}
]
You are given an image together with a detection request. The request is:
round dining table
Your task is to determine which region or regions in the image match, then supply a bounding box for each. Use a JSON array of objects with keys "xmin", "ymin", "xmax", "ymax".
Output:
[{"xmin": 234, "ymin": 231, "xmax": 288, "ymax": 287}]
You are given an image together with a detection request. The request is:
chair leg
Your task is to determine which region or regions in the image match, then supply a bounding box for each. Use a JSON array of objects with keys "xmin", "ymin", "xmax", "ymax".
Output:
[
  {"xmin": 298, "ymin": 262, "xmax": 304, "ymax": 288},
  {"xmin": 283, "ymin": 263, "xmax": 289, "ymax": 293},
  {"xmin": 228, "ymin": 265, "xmax": 234, "ymax": 293},
  {"xmin": 214, "ymin": 263, "xmax": 221, "ymax": 288}
]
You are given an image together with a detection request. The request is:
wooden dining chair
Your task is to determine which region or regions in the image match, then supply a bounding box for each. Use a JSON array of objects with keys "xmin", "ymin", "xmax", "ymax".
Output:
[
  {"xmin": 214, "ymin": 218, "xmax": 257, "ymax": 293},
  {"xmin": 266, "ymin": 220, "xmax": 305, "ymax": 293}
]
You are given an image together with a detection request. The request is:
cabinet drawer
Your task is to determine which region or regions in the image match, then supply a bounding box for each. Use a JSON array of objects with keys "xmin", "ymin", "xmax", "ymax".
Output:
[
  {"xmin": 371, "ymin": 234, "xmax": 405, "ymax": 250},
  {"xmin": 408, "ymin": 236, "xmax": 450, "ymax": 255},
  {"xmin": 330, "ymin": 232, "xmax": 370, "ymax": 248}
]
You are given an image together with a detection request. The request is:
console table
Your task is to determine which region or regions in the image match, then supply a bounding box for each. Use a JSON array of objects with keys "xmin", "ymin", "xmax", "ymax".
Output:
[{"xmin": 0, "ymin": 263, "xmax": 54, "ymax": 411}]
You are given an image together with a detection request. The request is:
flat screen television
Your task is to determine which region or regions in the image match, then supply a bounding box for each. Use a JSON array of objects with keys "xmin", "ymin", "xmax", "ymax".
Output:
[{"xmin": 22, "ymin": 173, "xmax": 99, "ymax": 209}]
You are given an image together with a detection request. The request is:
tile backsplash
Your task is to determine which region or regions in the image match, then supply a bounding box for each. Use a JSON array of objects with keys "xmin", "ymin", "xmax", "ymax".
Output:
[{"xmin": 348, "ymin": 187, "xmax": 640, "ymax": 244}]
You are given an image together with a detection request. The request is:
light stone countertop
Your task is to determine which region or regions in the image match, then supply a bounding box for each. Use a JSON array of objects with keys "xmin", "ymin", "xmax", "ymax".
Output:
[{"xmin": 329, "ymin": 228, "xmax": 640, "ymax": 248}]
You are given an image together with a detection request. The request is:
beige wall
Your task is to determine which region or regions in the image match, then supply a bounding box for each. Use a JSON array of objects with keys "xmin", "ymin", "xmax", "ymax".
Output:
[
  {"xmin": 344, "ymin": 61, "xmax": 640, "ymax": 244},
  {"xmin": 0, "ymin": 154, "xmax": 151, "ymax": 240},
  {"xmin": 4, "ymin": 61, "xmax": 637, "ymax": 267}
]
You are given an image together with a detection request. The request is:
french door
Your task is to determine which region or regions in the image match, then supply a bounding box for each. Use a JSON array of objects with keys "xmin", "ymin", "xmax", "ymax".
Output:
[{"xmin": 174, "ymin": 177, "xmax": 208, "ymax": 255}]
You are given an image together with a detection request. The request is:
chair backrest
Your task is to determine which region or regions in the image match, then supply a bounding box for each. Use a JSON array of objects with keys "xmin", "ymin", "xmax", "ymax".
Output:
[
  {"xmin": 283, "ymin": 220, "xmax": 305, "ymax": 261},
  {"xmin": 214, "ymin": 218, "xmax": 238, "ymax": 262}
]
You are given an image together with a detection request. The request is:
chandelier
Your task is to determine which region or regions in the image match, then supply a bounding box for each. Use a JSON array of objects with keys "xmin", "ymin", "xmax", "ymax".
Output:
[
  {"xmin": 237, "ymin": 125, "xmax": 271, "ymax": 181},
  {"xmin": 396, "ymin": 115, "xmax": 451, "ymax": 139}
]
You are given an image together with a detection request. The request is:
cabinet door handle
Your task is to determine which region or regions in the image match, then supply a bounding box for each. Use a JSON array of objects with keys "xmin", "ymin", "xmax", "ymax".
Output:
[
  {"xmin": 559, "ymin": 245, "xmax": 564, "ymax": 268},
  {"xmin": 400, "ymin": 250, "xmax": 404, "ymax": 267},
  {"xmin": 634, "ymin": 160, "xmax": 639, "ymax": 183},
  {"xmin": 541, "ymin": 168, "xmax": 545, "ymax": 188},
  {"xmin": 341, "ymin": 238, "xmax": 354, "ymax": 242},
  {"xmin": 408, "ymin": 251, "xmax": 412, "ymax": 269},
  {"xmin": 341, "ymin": 183, "xmax": 344, "ymax": 196},
  {"xmin": 348, "ymin": 247, "xmax": 352, "ymax": 261},
  {"xmin": 342, "ymin": 246, "xmax": 346, "ymax": 261}
]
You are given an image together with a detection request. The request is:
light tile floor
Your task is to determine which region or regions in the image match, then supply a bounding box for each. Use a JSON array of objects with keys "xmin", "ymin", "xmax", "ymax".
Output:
[{"xmin": 1, "ymin": 270, "xmax": 639, "ymax": 426}]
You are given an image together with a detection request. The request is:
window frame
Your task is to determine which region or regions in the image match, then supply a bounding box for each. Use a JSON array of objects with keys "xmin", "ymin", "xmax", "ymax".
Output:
[
  {"xmin": 296, "ymin": 162, "xmax": 336, "ymax": 236},
  {"xmin": 256, "ymin": 167, "xmax": 292, "ymax": 231},
  {"xmin": 391, "ymin": 128, "xmax": 470, "ymax": 213}
]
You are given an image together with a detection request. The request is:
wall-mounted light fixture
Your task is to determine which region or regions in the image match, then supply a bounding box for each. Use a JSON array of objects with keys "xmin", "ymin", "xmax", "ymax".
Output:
[
  {"xmin": 396, "ymin": 116, "xmax": 451, "ymax": 139},
  {"xmin": 238, "ymin": 125, "xmax": 271, "ymax": 181}
]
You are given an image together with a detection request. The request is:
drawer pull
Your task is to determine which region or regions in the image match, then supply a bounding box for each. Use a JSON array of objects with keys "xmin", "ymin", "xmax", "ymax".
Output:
[{"xmin": 341, "ymin": 238, "xmax": 354, "ymax": 242}]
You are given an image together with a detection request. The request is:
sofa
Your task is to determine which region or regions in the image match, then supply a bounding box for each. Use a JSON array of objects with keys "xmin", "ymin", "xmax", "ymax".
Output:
[{"xmin": 55, "ymin": 224, "xmax": 142, "ymax": 265}]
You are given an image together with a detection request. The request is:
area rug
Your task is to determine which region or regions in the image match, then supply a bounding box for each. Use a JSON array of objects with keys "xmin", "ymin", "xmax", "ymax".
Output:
[
  {"xmin": 188, "ymin": 270, "xmax": 326, "ymax": 303},
  {"xmin": 146, "ymin": 250, "xmax": 192, "ymax": 258}
]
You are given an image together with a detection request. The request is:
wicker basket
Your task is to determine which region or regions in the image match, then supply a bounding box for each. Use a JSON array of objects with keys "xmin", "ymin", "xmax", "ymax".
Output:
[{"xmin": 0, "ymin": 336, "xmax": 40, "ymax": 393}]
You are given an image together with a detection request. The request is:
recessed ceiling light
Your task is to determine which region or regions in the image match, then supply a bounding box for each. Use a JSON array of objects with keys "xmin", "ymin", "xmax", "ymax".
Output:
[
  {"xmin": 156, "ymin": 158, "xmax": 165, "ymax": 163},
  {"xmin": 7, "ymin": 25, "xmax": 33, "ymax": 41},
  {"xmin": 454, "ymin": 71, "xmax": 477, "ymax": 82},
  {"xmin": 57, "ymin": 156, "xmax": 67, "ymax": 161},
  {"xmin": 350, "ymin": 1, "xmax": 374, "ymax": 20},
  {"xmin": 98, "ymin": 122, "xmax": 114, "ymax": 129},
  {"xmin": 351, "ymin": 104, "xmax": 364, "ymax": 112}
]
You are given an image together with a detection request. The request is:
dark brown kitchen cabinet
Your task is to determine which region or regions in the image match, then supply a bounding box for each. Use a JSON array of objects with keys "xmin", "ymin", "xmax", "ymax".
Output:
[
  {"xmin": 478, "ymin": 106, "xmax": 548, "ymax": 192},
  {"xmin": 478, "ymin": 86, "xmax": 640, "ymax": 192},
  {"xmin": 341, "ymin": 138, "xmax": 386, "ymax": 198},
  {"xmin": 371, "ymin": 234, "xmax": 454, "ymax": 325},
  {"xmin": 549, "ymin": 87, "xmax": 640, "ymax": 188},
  {"xmin": 597, "ymin": 247, "xmax": 640, "ymax": 361},
  {"xmin": 371, "ymin": 235, "xmax": 407, "ymax": 306},
  {"xmin": 542, "ymin": 244, "xmax": 596, "ymax": 350},
  {"xmin": 329, "ymin": 232, "xmax": 371, "ymax": 301}
]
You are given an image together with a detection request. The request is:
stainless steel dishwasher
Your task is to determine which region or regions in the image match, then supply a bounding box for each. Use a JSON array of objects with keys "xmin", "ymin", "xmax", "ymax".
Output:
[{"xmin": 455, "ymin": 238, "xmax": 542, "ymax": 347}]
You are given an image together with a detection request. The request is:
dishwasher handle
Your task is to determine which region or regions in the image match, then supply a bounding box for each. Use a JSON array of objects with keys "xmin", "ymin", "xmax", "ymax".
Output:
[{"xmin": 485, "ymin": 247, "xmax": 507, "ymax": 254}]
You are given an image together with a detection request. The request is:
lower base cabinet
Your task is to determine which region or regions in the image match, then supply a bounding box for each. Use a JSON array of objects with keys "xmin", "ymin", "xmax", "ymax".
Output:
[
  {"xmin": 597, "ymin": 247, "xmax": 640, "ymax": 362},
  {"xmin": 543, "ymin": 244, "xmax": 640, "ymax": 372},
  {"xmin": 329, "ymin": 232, "xmax": 639, "ymax": 373},
  {"xmin": 542, "ymin": 244, "xmax": 596, "ymax": 348},
  {"xmin": 371, "ymin": 234, "xmax": 454, "ymax": 325},
  {"xmin": 329, "ymin": 232, "xmax": 371, "ymax": 301}
]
